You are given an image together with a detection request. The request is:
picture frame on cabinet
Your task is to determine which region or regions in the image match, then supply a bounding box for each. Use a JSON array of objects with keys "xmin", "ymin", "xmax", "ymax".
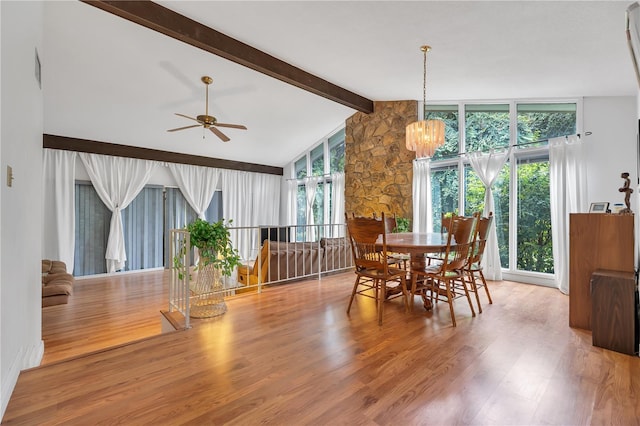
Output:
[{"xmin": 589, "ymin": 202, "xmax": 609, "ymax": 213}]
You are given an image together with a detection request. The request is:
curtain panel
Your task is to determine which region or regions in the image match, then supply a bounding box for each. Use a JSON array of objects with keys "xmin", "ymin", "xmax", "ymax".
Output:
[
  {"xmin": 467, "ymin": 148, "xmax": 510, "ymax": 281},
  {"xmin": 79, "ymin": 153, "xmax": 157, "ymax": 273},
  {"xmin": 412, "ymin": 159, "xmax": 432, "ymax": 233},
  {"xmin": 304, "ymin": 177, "xmax": 320, "ymax": 242},
  {"xmin": 330, "ymin": 172, "xmax": 345, "ymax": 237},
  {"xmin": 549, "ymin": 135, "xmax": 587, "ymax": 294},
  {"xmin": 43, "ymin": 148, "xmax": 77, "ymax": 272},
  {"xmin": 222, "ymin": 169, "xmax": 281, "ymax": 261},
  {"xmin": 168, "ymin": 163, "xmax": 220, "ymax": 220}
]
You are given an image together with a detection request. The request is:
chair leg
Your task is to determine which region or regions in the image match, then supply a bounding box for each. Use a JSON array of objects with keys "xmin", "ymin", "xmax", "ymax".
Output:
[
  {"xmin": 378, "ymin": 280, "xmax": 386, "ymax": 326},
  {"xmin": 468, "ymin": 270, "xmax": 483, "ymax": 314},
  {"xmin": 347, "ymin": 275, "xmax": 360, "ymax": 314},
  {"xmin": 459, "ymin": 274, "xmax": 476, "ymax": 317},
  {"xmin": 444, "ymin": 279, "xmax": 457, "ymax": 327},
  {"xmin": 479, "ymin": 270, "xmax": 492, "ymax": 304},
  {"xmin": 401, "ymin": 277, "xmax": 410, "ymax": 312}
]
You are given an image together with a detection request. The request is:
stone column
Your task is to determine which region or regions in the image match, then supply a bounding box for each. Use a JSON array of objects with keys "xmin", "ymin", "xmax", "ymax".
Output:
[{"xmin": 344, "ymin": 100, "xmax": 417, "ymax": 221}]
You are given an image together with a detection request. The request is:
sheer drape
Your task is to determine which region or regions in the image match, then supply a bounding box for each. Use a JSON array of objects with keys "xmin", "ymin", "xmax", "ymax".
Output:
[
  {"xmin": 549, "ymin": 135, "xmax": 587, "ymax": 294},
  {"xmin": 285, "ymin": 179, "xmax": 297, "ymax": 227},
  {"xmin": 252, "ymin": 173, "xmax": 280, "ymax": 228},
  {"xmin": 221, "ymin": 170, "xmax": 281, "ymax": 260},
  {"xmin": 412, "ymin": 159, "xmax": 432, "ymax": 233},
  {"xmin": 79, "ymin": 153, "xmax": 157, "ymax": 273},
  {"xmin": 168, "ymin": 163, "xmax": 220, "ymax": 220},
  {"xmin": 467, "ymin": 149, "xmax": 509, "ymax": 280},
  {"xmin": 304, "ymin": 177, "xmax": 319, "ymax": 241},
  {"xmin": 330, "ymin": 172, "xmax": 345, "ymax": 237},
  {"xmin": 43, "ymin": 149, "xmax": 77, "ymax": 272}
]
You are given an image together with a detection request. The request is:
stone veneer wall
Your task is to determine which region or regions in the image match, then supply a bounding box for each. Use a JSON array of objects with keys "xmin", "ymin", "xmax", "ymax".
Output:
[{"xmin": 344, "ymin": 100, "xmax": 417, "ymax": 220}]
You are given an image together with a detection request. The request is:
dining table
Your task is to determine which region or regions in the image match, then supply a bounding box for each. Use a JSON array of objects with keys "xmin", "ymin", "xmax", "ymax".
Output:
[{"xmin": 377, "ymin": 232, "xmax": 453, "ymax": 310}]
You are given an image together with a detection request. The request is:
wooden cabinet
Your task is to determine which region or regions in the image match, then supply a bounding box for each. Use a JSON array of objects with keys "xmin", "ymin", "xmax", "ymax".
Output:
[
  {"xmin": 591, "ymin": 269, "xmax": 638, "ymax": 355},
  {"xmin": 569, "ymin": 213, "xmax": 634, "ymax": 330}
]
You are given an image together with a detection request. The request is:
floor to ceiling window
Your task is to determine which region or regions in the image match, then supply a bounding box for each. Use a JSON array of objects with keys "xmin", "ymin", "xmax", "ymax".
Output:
[
  {"xmin": 427, "ymin": 100, "xmax": 578, "ymax": 283},
  {"xmin": 293, "ymin": 127, "xmax": 345, "ymax": 239}
]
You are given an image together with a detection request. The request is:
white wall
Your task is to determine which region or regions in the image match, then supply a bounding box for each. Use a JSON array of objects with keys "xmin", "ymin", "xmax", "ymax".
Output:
[
  {"xmin": 0, "ymin": 0, "xmax": 44, "ymax": 419},
  {"xmin": 583, "ymin": 96, "xmax": 638, "ymax": 209}
]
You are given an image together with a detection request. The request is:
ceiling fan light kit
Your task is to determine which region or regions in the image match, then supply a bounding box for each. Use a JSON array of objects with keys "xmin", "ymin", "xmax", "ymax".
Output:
[{"xmin": 167, "ymin": 75, "xmax": 247, "ymax": 142}]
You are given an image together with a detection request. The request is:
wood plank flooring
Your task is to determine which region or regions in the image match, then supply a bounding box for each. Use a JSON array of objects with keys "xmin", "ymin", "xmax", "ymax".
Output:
[
  {"xmin": 41, "ymin": 270, "xmax": 169, "ymax": 364},
  {"xmin": 5, "ymin": 271, "xmax": 640, "ymax": 425}
]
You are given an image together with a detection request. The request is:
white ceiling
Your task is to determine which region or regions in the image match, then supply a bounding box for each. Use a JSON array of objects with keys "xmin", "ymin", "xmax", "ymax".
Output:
[{"xmin": 43, "ymin": 1, "xmax": 637, "ymax": 168}]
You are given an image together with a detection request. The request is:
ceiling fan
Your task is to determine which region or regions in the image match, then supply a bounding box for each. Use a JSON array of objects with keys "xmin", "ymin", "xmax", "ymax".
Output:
[{"xmin": 167, "ymin": 76, "xmax": 247, "ymax": 142}]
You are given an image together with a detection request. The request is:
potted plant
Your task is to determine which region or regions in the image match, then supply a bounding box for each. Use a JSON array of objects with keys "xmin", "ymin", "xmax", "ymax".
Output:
[
  {"xmin": 173, "ymin": 218, "xmax": 242, "ymax": 318},
  {"xmin": 174, "ymin": 218, "xmax": 241, "ymax": 279},
  {"xmin": 394, "ymin": 217, "xmax": 411, "ymax": 233}
]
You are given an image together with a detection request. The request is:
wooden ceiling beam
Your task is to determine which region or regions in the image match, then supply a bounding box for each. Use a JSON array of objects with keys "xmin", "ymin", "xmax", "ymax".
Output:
[
  {"xmin": 43, "ymin": 134, "xmax": 284, "ymax": 176},
  {"xmin": 81, "ymin": 0, "xmax": 374, "ymax": 114}
]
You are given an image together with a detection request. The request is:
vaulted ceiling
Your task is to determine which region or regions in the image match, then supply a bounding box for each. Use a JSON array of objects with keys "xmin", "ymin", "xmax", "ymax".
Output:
[{"xmin": 43, "ymin": 1, "xmax": 636, "ymax": 168}]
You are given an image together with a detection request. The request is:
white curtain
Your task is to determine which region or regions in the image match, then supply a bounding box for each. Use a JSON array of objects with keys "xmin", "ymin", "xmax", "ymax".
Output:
[
  {"xmin": 79, "ymin": 153, "xmax": 157, "ymax": 273},
  {"xmin": 222, "ymin": 170, "xmax": 281, "ymax": 261},
  {"xmin": 222, "ymin": 170, "xmax": 253, "ymax": 260},
  {"xmin": 549, "ymin": 135, "xmax": 587, "ymax": 294},
  {"xmin": 305, "ymin": 177, "xmax": 319, "ymax": 241},
  {"xmin": 412, "ymin": 159, "xmax": 432, "ymax": 233},
  {"xmin": 252, "ymin": 173, "xmax": 281, "ymax": 228},
  {"xmin": 330, "ymin": 172, "xmax": 345, "ymax": 237},
  {"xmin": 467, "ymin": 148, "xmax": 510, "ymax": 280},
  {"xmin": 168, "ymin": 163, "xmax": 220, "ymax": 220},
  {"xmin": 285, "ymin": 179, "xmax": 297, "ymax": 226},
  {"xmin": 42, "ymin": 149, "xmax": 77, "ymax": 272}
]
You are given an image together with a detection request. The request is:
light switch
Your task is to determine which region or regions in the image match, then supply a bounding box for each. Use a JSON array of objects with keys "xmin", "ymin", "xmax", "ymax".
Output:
[{"xmin": 7, "ymin": 166, "xmax": 13, "ymax": 187}]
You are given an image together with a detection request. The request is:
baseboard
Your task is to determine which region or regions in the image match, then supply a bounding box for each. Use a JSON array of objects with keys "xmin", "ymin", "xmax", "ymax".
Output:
[
  {"xmin": 0, "ymin": 340, "xmax": 44, "ymax": 420},
  {"xmin": 24, "ymin": 340, "xmax": 45, "ymax": 369}
]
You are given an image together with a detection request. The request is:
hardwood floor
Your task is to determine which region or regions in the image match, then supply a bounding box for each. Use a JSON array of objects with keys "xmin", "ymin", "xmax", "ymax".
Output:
[
  {"xmin": 41, "ymin": 270, "xmax": 169, "ymax": 364},
  {"xmin": 4, "ymin": 271, "xmax": 640, "ymax": 425}
]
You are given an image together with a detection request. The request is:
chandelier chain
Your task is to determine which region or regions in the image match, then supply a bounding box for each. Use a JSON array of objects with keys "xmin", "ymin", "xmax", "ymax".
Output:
[{"xmin": 422, "ymin": 45, "xmax": 429, "ymax": 120}]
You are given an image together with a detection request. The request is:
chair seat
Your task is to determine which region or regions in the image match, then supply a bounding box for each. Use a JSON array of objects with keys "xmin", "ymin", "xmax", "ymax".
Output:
[{"xmin": 355, "ymin": 267, "xmax": 407, "ymax": 284}]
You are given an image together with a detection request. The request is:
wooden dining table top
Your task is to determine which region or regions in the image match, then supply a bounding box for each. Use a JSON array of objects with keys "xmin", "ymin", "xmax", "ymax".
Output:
[{"xmin": 378, "ymin": 232, "xmax": 451, "ymax": 255}]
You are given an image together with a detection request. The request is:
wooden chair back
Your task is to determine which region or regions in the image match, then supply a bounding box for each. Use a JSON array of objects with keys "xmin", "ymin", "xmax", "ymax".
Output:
[
  {"xmin": 346, "ymin": 213, "xmax": 389, "ymax": 274},
  {"xmin": 469, "ymin": 212, "xmax": 493, "ymax": 266},
  {"xmin": 441, "ymin": 215, "xmax": 477, "ymax": 272},
  {"xmin": 441, "ymin": 212, "xmax": 458, "ymax": 235},
  {"xmin": 372, "ymin": 212, "xmax": 398, "ymax": 233}
]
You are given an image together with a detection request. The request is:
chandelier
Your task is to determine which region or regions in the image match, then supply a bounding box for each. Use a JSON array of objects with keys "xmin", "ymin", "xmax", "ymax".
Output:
[{"xmin": 406, "ymin": 45, "xmax": 445, "ymax": 158}]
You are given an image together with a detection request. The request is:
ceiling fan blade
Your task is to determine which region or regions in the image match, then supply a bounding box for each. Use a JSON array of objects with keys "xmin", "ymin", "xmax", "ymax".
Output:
[
  {"xmin": 215, "ymin": 123, "xmax": 247, "ymax": 130},
  {"xmin": 210, "ymin": 126, "xmax": 230, "ymax": 142},
  {"xmin": 167, "ymin": 124, "xmax": 201, "ymax": 132},
  {"xmin": 174, "ymin": 113, "xmax": 199, "ymax": 122}
]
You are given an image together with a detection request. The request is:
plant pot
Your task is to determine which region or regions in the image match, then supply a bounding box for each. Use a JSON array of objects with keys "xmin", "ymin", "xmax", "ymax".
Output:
[{"xmin": 189, "ymin": 261, "xmax": 227, "ymax": 318}]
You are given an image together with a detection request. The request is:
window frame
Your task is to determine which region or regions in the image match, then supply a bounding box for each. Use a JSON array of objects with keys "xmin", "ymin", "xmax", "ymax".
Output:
[
  {"xmin": 291, "ymin": 125, "xmax": 345, "ymax": 230},
  {"xmin": 427, "ymin": 98, "xmax": 582, "ymax": 286}
]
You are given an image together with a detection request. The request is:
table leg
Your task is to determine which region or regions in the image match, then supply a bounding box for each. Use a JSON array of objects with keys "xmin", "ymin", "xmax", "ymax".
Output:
[{"xmin": 409, "ymin": 254, "xmax": 433, "ymax": 310}]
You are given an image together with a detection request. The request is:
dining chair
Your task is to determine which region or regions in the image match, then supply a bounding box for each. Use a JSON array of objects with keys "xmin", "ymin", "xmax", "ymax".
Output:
[
  {"xmin": 427, "ymin": 212, "xmax": 463, "ymax": 265},
  {"xmin": 345, "ymin": 212, "xmax": 408, "ymax": 325},
  {"xmin": 409, "ymin": 214, "xmax": 477, "ymax": 327},
  {"xmin": 373, "ymin": 212, "xmax": 410, "ymax": 270},
  {"xmin": 464, "ymin": 212, "xmax": 494, "ymax": 313}
]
